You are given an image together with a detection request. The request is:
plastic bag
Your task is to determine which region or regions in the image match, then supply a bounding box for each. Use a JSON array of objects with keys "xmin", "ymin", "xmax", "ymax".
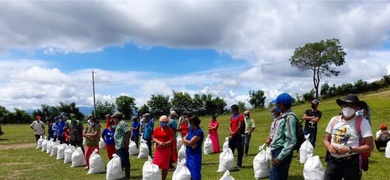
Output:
[
  {"xmin": 142, "ymin": 156, "xmax": 162, "ymax": 180},
  {"xmin": 106, "ymin": 154, "xmax": 124, "ymax": 180},
  {"xmin": 138, "ymin": 140, "xmax": 149, "ymax": 159},
  {"xmin": 99, "ymin": 138, "xmax": 106, "ymax": 149},
  {"xmin": 222, "ymin": 137, "xmax": 229, "ymax": 151},
  {"xmin": 177, "ymin": 134, "xmax": 183, "ymax": 150},
  {"xmin": 386, "ymin": 141, "xmax": 390, "ymax": 158},
  {"xmin": 253, "ymin": 144, "xmax": 270, "ymax": 179},
  {"xmin": 203, "ymin": 134, "xmax": 213, "ymax": 155},
  {"xmin": 64, "ymin": 145, "xmax": 76, "ymax": 163},
  {"xmin": 219, "ymin": 170, "xmax": 235, "ymax": 180},
  {"xmin": 36, "ymin": 135, "xmax": 44, "ymax": 149},
  {"xmin": 217, "ymin": 148, "xmax": 234, "ymax": 172},
  {"xmin": 46, "ymin": 140, "xmax": 53, "ymax": 154},
  {"xmin": 178, "ymin": 145, "xmax": 186, "ymax": 162},
  {"xmin": 265, "ymin": 146, "xmax": 272, "ymax": 161},
  {"xmin": 303, "ymin": 155, "xmax": 324, "ymax": 180},
  {"xmin": 129, "ymin": 140, "xmax": 139, "ymax": 156},
  {"xmin": 41, "ymin": 139, "xmax": 48, "ymax": 152},
  {"xmin": 172, "ymin": 160, "xmax": 191, "ymax": 180},
  {"xmin": 57, "ymin": 144, "xmax": 66, "ymax": 160},
  {"xmin": 88, "ymin": 149, "xmax": 106, "ymax": 174},
  {"xmin": 300, "ymin": 134, "xmax": 314, "ymax": 164},
  {"xmin": 71, "ymin": 147, "xmax": 86, "ymax": 167},
  {"xmin": 50, "ymin": 141, "xmax": 60, "ymax": 156}
]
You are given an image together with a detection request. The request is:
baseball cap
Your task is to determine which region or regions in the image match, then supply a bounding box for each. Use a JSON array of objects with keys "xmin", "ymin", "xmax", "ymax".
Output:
[
  {"xmin": 35, "ymin": 115, "xmax": 41, "ymax": 119},
  {"xmin": 111, "ymin": 111, "xmax": 123, "ymax": 118},
  {"xmin": 271, "ymin": 93, "xmax": 292, "ymax": 105},
  {"xmin": 312, "ymin": 99, "xmax": 320, "ymax": 104},
  {"xmin": 380, "ymin": 124, "xmax": 387, "ymax": 129},
  {"xmin": 170, "ymin": 111, "xmax": 177, "ymax": 116}
]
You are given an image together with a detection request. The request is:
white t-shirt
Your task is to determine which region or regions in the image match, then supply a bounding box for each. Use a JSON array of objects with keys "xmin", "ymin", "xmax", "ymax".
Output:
[
  {"xmin": 30, "ymin": 120, "xmax": 45, "ymax": 135},
  {"xmin": 376, "ymin": 130, "xmax": 390, "ymax": 141},
  {"xmin": 325, "ymin": 116, "xmax": 372, "ymax": 158}
]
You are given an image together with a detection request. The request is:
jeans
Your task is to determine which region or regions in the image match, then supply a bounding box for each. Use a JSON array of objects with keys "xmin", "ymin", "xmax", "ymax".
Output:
[
  {"xmin": 242, "ymin": 133, "xmax": 252, "ymax": 155},
  {"xmin": 270, "ymin": 147, "xmax": 293, "ymax": 180},
  {"xmin": 116, "ymin": 147, "xmax": 131, "ymax": 168},
  {"xmin": 304, "ymin": 129, "xmax": 317, "ymax": 148},
  {"xmin": 324, "ymin": 154, "xmax": 361, "ymax": 180},
  {"xmin": 228, "ymin": 135, "xmax": 243, "ymax": 167},
  {"xmin": 143, "ymin": 138, "xmax": 152, "ymax": 157}
]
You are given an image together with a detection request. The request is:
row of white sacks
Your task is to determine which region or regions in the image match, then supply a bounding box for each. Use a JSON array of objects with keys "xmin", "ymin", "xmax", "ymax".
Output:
[{"xmin": 35, "ymin": 135, "xmax": 235, "ymax": 180}]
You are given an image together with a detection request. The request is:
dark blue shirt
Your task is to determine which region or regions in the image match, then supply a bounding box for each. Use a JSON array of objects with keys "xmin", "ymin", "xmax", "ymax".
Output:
[
  {"xmin": 132, "ymin": 121, "xmax": 140, "ymax": 136},
  {"xmin": 57, "ymin": 121, "xmax": 65, "ymax": 135},
  {"xmin": 186, "ymin": 127, "xmax": 204, "ymax": 155},
  {"xmin": 102, "ymin": 128, "xmax": 115, "ymax": 145}
]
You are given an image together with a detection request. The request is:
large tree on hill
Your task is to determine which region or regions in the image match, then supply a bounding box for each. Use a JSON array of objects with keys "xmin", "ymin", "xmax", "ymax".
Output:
[
  {"xmin": 248, "ymin": 90, "xmax": 266, "ymax": 109},
  {"xmin": 290, "ymin": 38, "xmax": 346, "ymax": 98},
  {"xmin": 171, "ymin": 91, "xmax": 193, "ymax": 114},
  {"xmin": 147, "ymin": 94, "xmax": 171, "ymax": 117},
  {"xmin": 116, "ymin": 95, "xmax": 136, "ymax": 119},
  {"xmin": 92, "ymin": 100, "xmax": 115, "ymax": 120}
]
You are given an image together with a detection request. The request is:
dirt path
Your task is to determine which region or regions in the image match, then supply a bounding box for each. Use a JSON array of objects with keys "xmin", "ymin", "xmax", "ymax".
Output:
[{"xmin": 0, "ymin": 143, "xmax": 35, "ymax": 150}]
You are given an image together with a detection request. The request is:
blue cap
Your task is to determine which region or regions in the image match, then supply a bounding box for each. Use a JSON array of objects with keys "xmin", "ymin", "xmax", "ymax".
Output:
[
  {"xmin": 312, "ymin": 99, "xmax": 319, "ymax": 104},
  {"xmin": 271, "ymin": 93, "xmax": 292, "ymax": 105}
]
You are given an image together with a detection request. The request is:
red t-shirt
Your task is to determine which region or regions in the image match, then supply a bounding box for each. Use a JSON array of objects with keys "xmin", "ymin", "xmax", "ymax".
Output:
[
  {"xmin": 230, "ymin": 114, "xmax": 244, "ymax": 135},
  {"xmin": 105, "ymin": 117, "xmax": 112, "ymax": 128}
]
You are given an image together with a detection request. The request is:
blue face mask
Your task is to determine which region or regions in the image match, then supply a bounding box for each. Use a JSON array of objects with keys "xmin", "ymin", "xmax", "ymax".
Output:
[{"xmin": 160, "ymin": 122, "xmax": 167, "ymax": 127}]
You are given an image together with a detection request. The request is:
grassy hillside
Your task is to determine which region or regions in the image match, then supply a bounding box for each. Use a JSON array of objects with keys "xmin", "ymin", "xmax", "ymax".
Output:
[{"xmin": 1, "ymin": 91, "xmax": 390, "ymax": 179}]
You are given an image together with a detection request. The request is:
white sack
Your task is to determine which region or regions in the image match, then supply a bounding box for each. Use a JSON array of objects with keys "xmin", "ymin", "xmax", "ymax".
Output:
[
  {"xmin": 88, "ymin": 149, "xmax": 106, "ymax": 174},
  {"xmin": 129, "ymin": 140, "xmax": 139, "ymax": 156},
  {"xmin": 386, "ymin": 141, "xmax": 390, "ymax": 158},
  {"xmin": 253, "ymin": 144, "xmax": 270, "ymax": 179},
  {"xmin": 138, "ymin": 139, "xmax": 149, "ymax": 159},
  {"xmin": 178, "ymin": 145, "xmax": 186, "ymax": 163},
  {"xmin": 41, "ymin": 139, "xmax": 48, "ymax": 152},
  {"xmin": 142, "ymin": 156, "xmax": 162, "ymax": 180},
  {"xmin": 222, "ymin": 137, "xmax": 229, "ymax": 151},
  {"xmin": 99, "ymin": 138, "xmax": 106, "ymax": 149},
  {"xmin": 303, "ymin": 155, "xmax": 324, "ymax": 180},
  {"xmin": 71, "ymin": 147, "xmax": 86, "ymax": 167},
  {"xmin": 106, "ymin": 154, "xmax": 124, "ymax": 180},
  {"xmin": 50, "ymin": 141, "xmax": 60, "ymax": 156},
  {"xmin": 46, "ymin": 140, "xmax": 53, "ymax": 154},
  {"xmin": 300, "ymin": 134, "xmax": 314, "ymax": 164},
  {"xmin": 203, "ymin": 134, "xmax": 213, "ymax": 155},
  {"xmin": 177, "ymin": 134, "xmax": 183, "ymax": 150},
  {"xmin": 217, "ymin": 148, "xmax": 234, "ymax": 172},
  {"xmin": 36, "ymin": 135, "xmax": 44, "ymax": 149},
  {"xmin": 172, "ymin": 160, "xmax": 191, "ymax": 180},
  {"xmin": 57, "ymin": 144, "xmax": 66, "ymax": 160},
  {"xmin": 64, "ymin": 145, "xmax": 76, "ymax": 163},
  {"xmin": 219, "ymin": 170, "xmax": 235, "ymax": 180}
]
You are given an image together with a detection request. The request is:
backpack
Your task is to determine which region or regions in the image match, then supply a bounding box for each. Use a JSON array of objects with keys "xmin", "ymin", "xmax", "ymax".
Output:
[
  {"xmin": 329, "ymin": 115, "xmax": 370, "ymax": 171},
  {"xmin": 287, "ymin": 113, "xmax": 305, "ymax": 150}
]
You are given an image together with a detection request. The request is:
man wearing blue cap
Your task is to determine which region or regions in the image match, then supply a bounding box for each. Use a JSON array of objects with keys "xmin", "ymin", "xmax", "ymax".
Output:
[
  {"xmin": 302, "ymin": 99, "xmax": 322, "ymax": 148},
  {"xmin": 269, "ymin": 93, "xmax": 298, "ymax": 180}
]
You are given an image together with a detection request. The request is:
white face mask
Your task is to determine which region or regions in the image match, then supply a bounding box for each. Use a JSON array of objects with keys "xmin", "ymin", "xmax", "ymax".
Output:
[{"xmin": 342, "ymin": 107, "xmax": 356, "ymax": 118}]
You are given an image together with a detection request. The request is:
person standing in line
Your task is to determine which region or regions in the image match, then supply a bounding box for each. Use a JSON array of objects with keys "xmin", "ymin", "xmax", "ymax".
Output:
[
  {"xmin": 302, "ymin": 99, "xmax": 322, "ymax": 148},
  {"xmin": 113, "ymin": 111, "xmax": 131, "ymax": 180},
  {"xmin": 102, "ymin": 120, "xmax": 116, "ymax": 159},
  {"xmin": 142, "ymin": 114, "xmax": 154, "ymax": 157},
  {"xmin": 208, "ymin": 113, "xmax": 220, "ymax": 153},
  {"xmin": 105, "ymin": 114, "xmax": 112, "ymax": 128},
  {"xmin": 57, "ymin": 115, "xmax": 66, "ymax": 144},
  {"xmin": 83, "ymin": 117, "xmax": 100, "ymax": 170},
  {"xmin": 64, "ymin": 113, "xmax": 84, "ymax": 153},
  {"xmin": 266, "ymin": 107, "xmax": 281, "ymax": 146},
  {"xmin": 229, "ymin": 104, "xmax": 245, "ymax": 170},
  {"xmin": 30, "ymin": 115, "xmax": 45, "ymax": 144},
  {"xmin": 183, "ymin": 116, "xmax": 204, "ymax": 180},
  {"xmin": 47, "ymin": 118, "xmax": 54, "ymax": 140},
  {"xmin": 168, "ymin": 111, "xmax": 178, "ymax": 170},
  {"xmin": 52, "ymin": 117, "xmax": 58, "ymax": 141},
  {"xmin": 243, "ymin": 110, "xmax": 256, "ymax": 156},
  {"xmin": 269, "ymin": 93, "xmax": 298, "ymax": 180},
  {"xmin": 153, "ymin": 115, "xmax": 174, "ymax": 180},
  {"xmin": 178, "ymin": 113, "xmax": 190, "ymax": 137},
  {"xmin": 131, "ymin": 116, "xmax": 140, "ymax": 149},
  {"xmin": 323, "ymin": 94, "xmax": 373, "ymax": 180}
]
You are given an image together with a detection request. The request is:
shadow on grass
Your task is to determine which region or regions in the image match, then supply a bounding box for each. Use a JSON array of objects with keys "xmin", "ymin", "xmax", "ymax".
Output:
[
  {"xmin": 202, "ymin": 162, "xmax": 218, "ymax": 166},
  {"xmin": 288, "ymin": 175, "xmax": 305, "ymax": 180},
  {"xmin": 130, "ymin": 175, "xmax": 142, "ymax": 179},
  {"xmin": 0, "ymin": 138, "xmax": 8, "ymax": 141}
]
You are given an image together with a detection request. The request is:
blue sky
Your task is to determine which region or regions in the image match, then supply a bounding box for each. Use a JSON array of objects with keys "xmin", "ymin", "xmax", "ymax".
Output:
[{"xmin": 0, "ymin": 1, "xmax": 390, "ymax": 111}]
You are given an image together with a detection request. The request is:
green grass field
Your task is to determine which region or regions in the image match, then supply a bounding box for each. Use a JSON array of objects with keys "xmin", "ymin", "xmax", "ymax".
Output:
[{"xmin": 1, "ymin": 91, "xmax": 390, "ymax": 180}]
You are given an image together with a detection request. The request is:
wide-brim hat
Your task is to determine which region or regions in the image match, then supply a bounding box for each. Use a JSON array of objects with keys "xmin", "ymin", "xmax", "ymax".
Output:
[
  {"xmin": 111, "ymin": 111, "xmax": 122, "ymax": 118},
  {"xmin": 336, "ymin": 94, "xmax": 362, "ymax": 106}
]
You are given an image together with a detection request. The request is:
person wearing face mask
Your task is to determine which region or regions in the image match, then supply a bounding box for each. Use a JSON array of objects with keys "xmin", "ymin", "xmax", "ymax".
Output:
[
  {"xmin": 142, "ymin": 113, "xmax": 154, "ymax": 157},
  {"xmin": 102, "ymin": 120, "xmax": 116, "ymax": 159},
  {"xmin": 302, "ymin": 99, "xmax": 322, "ymax": 149},
  {"xmin": 323, "ymin": 94, "xmax": 373, "ymax": 180},
  {"xmin": 243, "ymin": 110, "xmax": 256, "ymax": 156},
  {"xmin": 83, "ymin": 117, "xmax": 100, "ymax": 170},
  {"xmin": 183, "ymin": 115, "xmax": 204, "ymax": 180},
  {"xmin": 113, "ymin": 111, "xmax": 131, "ymax": 179},
  {"xmin": 266, "ymin": 106, "xmax": 281, "ymax": 146},
  {"xmin": 229, "ymin": 104, "xmax": 245, "ymax": 170},
  {"xmin": 64, "ymin": 113, "xmax": 84, "ymax": 153},
  {"xmin": 152, "ymin": 115, "xmax": 174, "ymax": 180}
]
